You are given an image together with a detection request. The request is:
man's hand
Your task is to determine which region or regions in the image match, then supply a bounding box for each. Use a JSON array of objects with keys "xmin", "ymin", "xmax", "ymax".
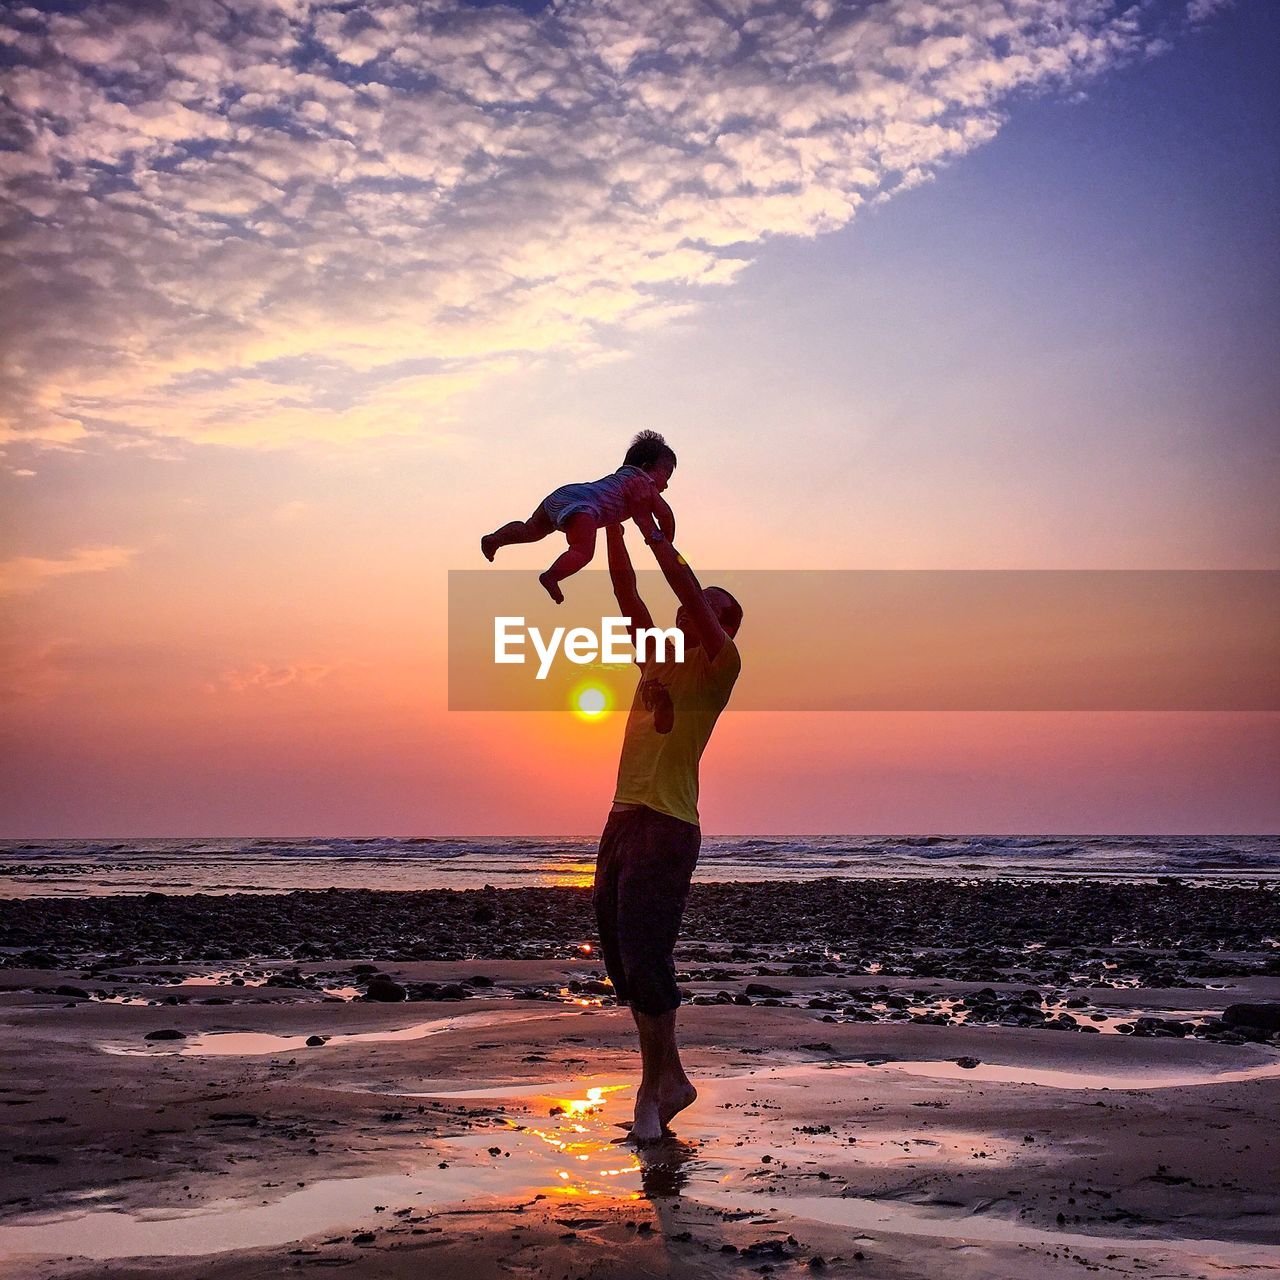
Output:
[
  {"xmin": 630, "ymin": 509, "xmax": 728, "ymax": 661},
  {"xmin": 606, "ymin": 522, "xmax": 654, "ymax": 643}
]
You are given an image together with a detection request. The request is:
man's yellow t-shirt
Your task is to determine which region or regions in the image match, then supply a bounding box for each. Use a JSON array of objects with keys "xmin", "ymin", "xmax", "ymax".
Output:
[{"xmin": 612, "ymin": 636, "xmax": 741, "ymax": 827}]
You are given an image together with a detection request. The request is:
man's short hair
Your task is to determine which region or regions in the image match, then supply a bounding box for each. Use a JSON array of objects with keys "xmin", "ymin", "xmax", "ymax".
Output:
[
  {"xmin": 708, "ymin": 587, "xmax": 743, "ymax": 636},
  {"xmin": 624, "ymin": 429, "xmax": 677, "ymax": 471}
]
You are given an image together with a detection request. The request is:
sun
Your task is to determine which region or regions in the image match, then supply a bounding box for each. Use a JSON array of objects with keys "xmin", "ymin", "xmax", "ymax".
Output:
[{"xmin": 570, "ymin": 681, "xmax": 612, "ymax": 721}]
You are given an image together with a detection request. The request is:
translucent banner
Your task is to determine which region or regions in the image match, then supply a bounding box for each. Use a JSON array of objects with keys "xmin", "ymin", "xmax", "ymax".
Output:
[{"xmin": 448, "ymin": 570, "xmax": 1280, "ymax": 713}]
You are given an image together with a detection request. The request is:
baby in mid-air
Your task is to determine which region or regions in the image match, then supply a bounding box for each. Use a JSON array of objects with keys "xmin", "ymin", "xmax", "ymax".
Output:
[{"xmin": 482, "ymin": 430, "xmax": 677, "ymax": 603}]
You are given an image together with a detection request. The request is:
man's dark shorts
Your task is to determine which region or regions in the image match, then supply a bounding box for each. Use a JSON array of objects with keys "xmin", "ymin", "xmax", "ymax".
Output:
[{"xmin": 592, "ymin": 805, "xmax": 701, "ymax": 1017}]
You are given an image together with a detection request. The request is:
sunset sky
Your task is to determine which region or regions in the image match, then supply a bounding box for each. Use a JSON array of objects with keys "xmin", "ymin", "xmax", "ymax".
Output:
[{"xmin": 2, "ymin": 0, "xmax": 1277, "ymax": 836}]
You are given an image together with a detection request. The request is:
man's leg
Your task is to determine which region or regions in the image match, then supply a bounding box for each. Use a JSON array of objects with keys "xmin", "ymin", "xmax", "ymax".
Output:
[
  {"xmin": 592, "ymin": 812, "xmax": 630, "ymax": 1009},
  {"xmin": 630, "ymin": 1007, "xmax": 696, "ymax": 1142},
  {"xmin": 616, "ymin": 809, "xmax": 701, "ymax": 1143}
]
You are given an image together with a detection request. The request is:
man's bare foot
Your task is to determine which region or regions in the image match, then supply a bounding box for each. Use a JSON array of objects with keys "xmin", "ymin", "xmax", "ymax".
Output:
[
  {"xmin": 659, "ymin": 1080, "xmax": 697, "ymax": 1131},
  {"xmin": 480, "ymin": 534, "xmax": 498, "ymax": 562},
  {"xmin": 629, "ymin": 1091, "xmax": 664, "ymax": 1144},
  {"xmin": 539, "ymin": 570, "xmax": 564, "ymax": 604}
]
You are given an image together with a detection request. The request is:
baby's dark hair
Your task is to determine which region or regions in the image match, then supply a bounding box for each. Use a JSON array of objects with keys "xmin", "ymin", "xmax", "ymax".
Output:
[{"xmin": 624, "ymin": 429, "xmax": 677, "ymax": 472}]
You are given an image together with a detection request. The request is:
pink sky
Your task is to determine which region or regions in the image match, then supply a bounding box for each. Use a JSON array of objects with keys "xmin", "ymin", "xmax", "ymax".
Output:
[{"xmin": 2, "ymin": 0, "xmax": 1276, "ymax": 836}]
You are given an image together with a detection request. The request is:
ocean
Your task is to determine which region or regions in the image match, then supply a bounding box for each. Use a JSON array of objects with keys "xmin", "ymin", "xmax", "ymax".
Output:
[{"xmin": 1, "ymin": 834, "xmax": 1277, "ymax": 897}]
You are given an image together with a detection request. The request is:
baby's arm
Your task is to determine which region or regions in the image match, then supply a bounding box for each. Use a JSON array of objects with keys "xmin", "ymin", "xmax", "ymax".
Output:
[
  {"xmin": 626, "ymin": 483, "xmax": 675, "ymax": 540},
  {"xmin": 652, "ymin": 492, "xmax": 675, "ymax": 541}
]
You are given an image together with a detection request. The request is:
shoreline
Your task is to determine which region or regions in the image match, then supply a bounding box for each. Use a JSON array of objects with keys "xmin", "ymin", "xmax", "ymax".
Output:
[
  {"xmin": 5, "ymin": 834, "xmax": 1278, "ymax": 898},
  {"xmin": 6, "ymin": 870, "xmax": 1280, "ymax": 902}
]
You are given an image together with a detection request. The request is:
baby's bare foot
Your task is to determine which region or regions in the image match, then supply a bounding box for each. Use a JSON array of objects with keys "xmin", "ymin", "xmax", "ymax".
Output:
[
  {"xmin": 480, "ymin": 534, "xmax": 498, "ymax": 562},
  {"xmin": 539, "ymin": 570, "xmax": 564, "ymax": 604}
]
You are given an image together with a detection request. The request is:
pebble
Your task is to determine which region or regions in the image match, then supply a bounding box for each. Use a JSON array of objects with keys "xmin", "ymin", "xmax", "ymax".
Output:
[
  {"xmin": 363, "ymin": 977, "xmax": 407, "ymax": 1003},
  {"xmin": 1223, "ymin": 1002, "xmax": 1280, "ymax": 1032}
]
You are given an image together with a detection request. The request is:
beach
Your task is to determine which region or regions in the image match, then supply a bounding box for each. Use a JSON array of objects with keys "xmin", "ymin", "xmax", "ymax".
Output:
[{"xmin": 1, "ymin": 879, "xmax": 1278, "ymax": 1279}]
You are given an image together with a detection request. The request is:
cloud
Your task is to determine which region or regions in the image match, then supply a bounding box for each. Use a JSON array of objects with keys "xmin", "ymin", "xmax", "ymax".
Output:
[
  {"xmin": 1186, "ymin": 0, "xmax": 1233, "ymax": 22},
  {"xmin": 0, "ymin": 545, "xmax": 136, "ymax": 596},
  {"xmin": 0, "ymin": 637, "xmax": 76, "ymax": 703},
  {"xmin": 0, "ymin": 0, "xmax": 1226, "ymax": 453},
  {"xmin": 272, "ymin": 499, "xmax": 311, "ymax": 524},
  {"xmin": 207, "ymin": 661, "xmax": 337, "ymax": 694}
]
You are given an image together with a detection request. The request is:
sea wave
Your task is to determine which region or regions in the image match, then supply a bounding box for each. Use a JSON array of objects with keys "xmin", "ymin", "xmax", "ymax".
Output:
[{"xmin": 1, "ymin": 834, "xmax": 1276, "ymax": 897}]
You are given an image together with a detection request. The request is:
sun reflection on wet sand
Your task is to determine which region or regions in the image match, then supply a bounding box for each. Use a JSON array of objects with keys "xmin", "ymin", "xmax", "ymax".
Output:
[
  {"xmin": 552, "ymin": 1083, "xmax": 620, "ymax": 1116},
  {"xmin": 519, "ymin": 1085, "xmax": 641, "ymax": 1198},
  {"xmin": 0, "ymin": 1078, "xmax": 705, "ymax": 1263},
  {"xmin": 419, "ymin": 1078, "xmax": 704, "ymax": 1204},
  {"xmin": 478, "ymin": 1081, "xmax": 702, "ymax": 1204}
]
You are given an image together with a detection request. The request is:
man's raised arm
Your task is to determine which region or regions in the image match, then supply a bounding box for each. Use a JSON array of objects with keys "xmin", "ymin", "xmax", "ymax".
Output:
[
  {"xmin": 630, "ymin": 510, "xmax": 728, "ymax": 662},
  {"xmin": 606, "ymin": 523, "xmax": 654, "ymax": 644},
  {"xmin": 608, "ymin": 523, "xmax": 674, "ymax": 733}
]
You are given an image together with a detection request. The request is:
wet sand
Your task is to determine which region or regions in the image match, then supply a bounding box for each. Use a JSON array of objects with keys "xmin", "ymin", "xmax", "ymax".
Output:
[{"xmin": 1, "ymin": 880, "xmax": 1278, "ymax": 1278}]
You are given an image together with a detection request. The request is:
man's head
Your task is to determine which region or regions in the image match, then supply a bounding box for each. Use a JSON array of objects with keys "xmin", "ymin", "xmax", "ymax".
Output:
[
  {"xmin": 676, "ymin": 586, "xmax": 743, "ymax": 645},
  {"xmin": 624, "ymin": 430, "xmax": 677, "ymax": 490}
]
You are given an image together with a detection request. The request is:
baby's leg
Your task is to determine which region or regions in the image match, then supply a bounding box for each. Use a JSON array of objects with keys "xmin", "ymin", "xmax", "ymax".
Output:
[
  {"xmin": 482, "ymin": 505, "xmax": 554, "ymax": 562},
  {"xmin": 539, "ymin": 513, "xmax": 597, "ymax": 604}
]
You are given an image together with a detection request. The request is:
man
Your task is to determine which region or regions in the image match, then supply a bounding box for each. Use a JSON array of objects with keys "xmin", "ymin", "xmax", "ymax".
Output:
[{"xmin": 593, "ymin": 508, "xmax": 743, "ymax": 1143}]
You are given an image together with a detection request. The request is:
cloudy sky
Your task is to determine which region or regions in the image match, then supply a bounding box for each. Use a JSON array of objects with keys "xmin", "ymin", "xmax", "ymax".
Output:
[{"xmin": 2, "ymin": 0, "xmax": 1276, "ymax": 836}]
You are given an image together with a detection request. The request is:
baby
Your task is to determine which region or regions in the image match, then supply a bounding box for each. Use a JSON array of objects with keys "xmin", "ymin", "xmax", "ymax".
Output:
[{"xmin": 482, "ymin": 430, "xmax": 677, "ymax": 603}]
